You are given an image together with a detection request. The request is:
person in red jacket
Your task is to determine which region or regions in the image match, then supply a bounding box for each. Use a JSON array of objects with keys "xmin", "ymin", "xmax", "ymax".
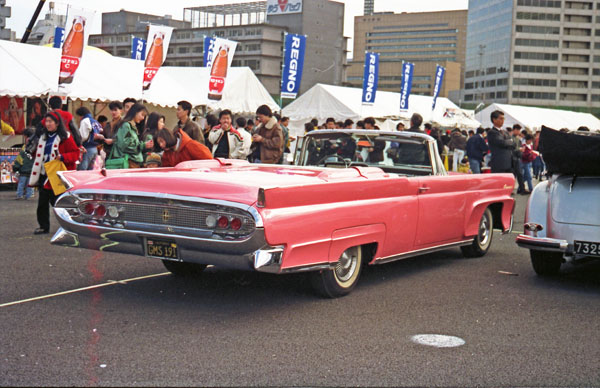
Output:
[
  {"xmin": 155, "ymin": 128, "xmax": 212, "ymax": 167},
  {"xmin": 29, "ymin": 111, "xmax": 80, "ymax": 234}
]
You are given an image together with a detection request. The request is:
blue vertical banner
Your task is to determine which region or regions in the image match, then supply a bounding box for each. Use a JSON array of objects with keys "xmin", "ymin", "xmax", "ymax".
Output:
[
  {"xmin": 53, "ymin": 27, "xmax": 65, "ymax": 48},
  {"xmin": 131, "ymin": 37, "xmax": 146, "ymax": 60},
  {"xmin": 431, "ymin": 65, "xmax": 445, "ymax": 111},
  {"xmin": 280, "ymin": 33, "xmax": 307, "ymax": 99},
  {"xmin": 203, "ymin": 36, "xmax": 216, "ymax": 67},
  {"xmin": 361, "ymin": 52, "xmax": 379, "ymax": 104},
  {"xmin": 399, "ymin": 62, "xmax": 414, "ymax": 111}
]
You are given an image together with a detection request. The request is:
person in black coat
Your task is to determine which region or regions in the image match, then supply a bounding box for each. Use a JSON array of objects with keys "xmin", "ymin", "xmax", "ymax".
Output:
[
  {"xmin": 487, "ymin": 110, "xmax": 514, "ymax": 173},
  {"xmin": 466, "ymin": 127, "xmax": 489, "ymax": 173}
]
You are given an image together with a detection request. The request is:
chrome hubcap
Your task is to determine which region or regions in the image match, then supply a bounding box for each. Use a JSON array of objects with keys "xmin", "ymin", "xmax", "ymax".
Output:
[
  {"xmin": 479, "ymin": 214, "xmax": 491, "ymax": 246},
  {"xmin": 335, "ymin": 247, "xmax": 358, "ymax": 282}
]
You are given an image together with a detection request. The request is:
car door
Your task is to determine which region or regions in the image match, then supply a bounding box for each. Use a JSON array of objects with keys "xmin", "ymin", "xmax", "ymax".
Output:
[{"xmin": 414, "ymin": 173, "xmax": 469, "ymax": 247}]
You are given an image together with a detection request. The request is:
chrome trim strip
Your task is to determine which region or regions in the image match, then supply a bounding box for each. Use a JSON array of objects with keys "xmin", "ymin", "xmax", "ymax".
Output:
[
  {"xmin": 60, "ymin": 189, "xmax": 264, "ymax": 227},
  {"xmin": 280, "ymin": 263, "xmax": 336, "ymax": 274},
  {"xmin": 374, "ymin": 239, "xmax": 473, "ymax": 264},
  {"xmin": 516, "ymin": 234, "xmax": 569, "ymax": 252}
]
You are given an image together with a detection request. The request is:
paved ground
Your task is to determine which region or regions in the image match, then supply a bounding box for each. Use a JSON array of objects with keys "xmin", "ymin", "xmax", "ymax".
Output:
[{"xmin": 0, "ymin": 184, "xmax": 599, "ymax": 387}]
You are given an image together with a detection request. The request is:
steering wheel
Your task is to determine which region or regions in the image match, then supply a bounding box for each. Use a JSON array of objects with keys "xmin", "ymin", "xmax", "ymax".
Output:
[{"xmin": 316, "ymin": 153, "xmax": 349, "ymax": 167}]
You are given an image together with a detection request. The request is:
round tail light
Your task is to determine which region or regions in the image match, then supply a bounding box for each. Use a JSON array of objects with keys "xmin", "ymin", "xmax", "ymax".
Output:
[
  {"xmin": 94, "ymin": 204, "xmax": 106, "ymax": 217},
  {"xmin": 230, "ymin": 218, "xmax": 242, "ymax": 231},
  {"xmin": 217, "ymin": 216, "xmax": 229, "ymax": 229},
  {"xmin": 84, "ymin": 202, "xmax": 95, "ymax": 215}
]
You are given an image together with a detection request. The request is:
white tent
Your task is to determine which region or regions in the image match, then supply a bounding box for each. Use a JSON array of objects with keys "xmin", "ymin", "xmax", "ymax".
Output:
[
  {"xmin": 476, "ymin": 103, "xmax": 600, "ymax": 132},
  {"xmin": 0, "ymin": 39, "xmax": 278, "ymax": 115},
  {"xmin": 282, "ymin": 83, "xmax": 481, "ymax": 136},
  {"xmin": 0, "ymin": 39, "xmax": 60, "ymax": 97}
]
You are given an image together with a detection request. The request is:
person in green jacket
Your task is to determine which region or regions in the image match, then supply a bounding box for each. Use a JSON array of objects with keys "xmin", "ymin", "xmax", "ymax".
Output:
[
  {"xmin": 110, "ymin": 103, "xmax": 153, "ymax": 168},
  {"xmin": 12, "ymin": 127, "xmax": 35, "ymax": 200}
]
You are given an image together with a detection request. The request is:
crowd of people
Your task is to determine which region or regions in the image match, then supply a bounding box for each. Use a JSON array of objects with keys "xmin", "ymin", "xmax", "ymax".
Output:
[{"xmin": 9, "ymin": 97, "xmax": 592, "ymax": 234}]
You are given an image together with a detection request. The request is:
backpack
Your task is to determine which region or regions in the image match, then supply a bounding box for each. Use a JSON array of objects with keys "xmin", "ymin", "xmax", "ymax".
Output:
[{"xmin": 82, "ymin": 117, "xmax": 102, "ymax": 148}]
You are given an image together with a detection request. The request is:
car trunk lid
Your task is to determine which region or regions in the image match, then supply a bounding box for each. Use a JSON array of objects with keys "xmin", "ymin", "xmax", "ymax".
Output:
[{"xmin": 551, "ymin": 175, "xmax": 600, "ymax": 226}]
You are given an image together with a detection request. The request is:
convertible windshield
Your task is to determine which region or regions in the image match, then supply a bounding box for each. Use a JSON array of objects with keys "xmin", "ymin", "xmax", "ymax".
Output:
[{"xmin": 297, "ymin": 132, "xmax": 433, "ymax": 175}]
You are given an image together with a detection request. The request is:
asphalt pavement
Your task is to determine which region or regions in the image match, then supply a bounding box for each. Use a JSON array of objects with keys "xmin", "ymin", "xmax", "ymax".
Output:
[{"xmin": 1, "ymin": 183, "xmax": 599, "ymax": 387}]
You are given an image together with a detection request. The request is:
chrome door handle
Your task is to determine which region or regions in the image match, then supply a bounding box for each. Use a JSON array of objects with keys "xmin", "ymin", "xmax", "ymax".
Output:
[{"xmin": 418, "ymin": 187, "xmax": 430, "ymax": 193}]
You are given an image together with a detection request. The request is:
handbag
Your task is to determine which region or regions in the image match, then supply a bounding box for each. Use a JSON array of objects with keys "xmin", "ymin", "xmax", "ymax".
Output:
[
  {"xmin": 105, "ymin": 136, "xmax": 129, "ymax": 169},
  {"xmin": 44, "ymin": 159, "xmax": 68, "ymax": 195},
  {"xmin": 105, "ymin": 153, "xmax": 128, "ymax": 169}
]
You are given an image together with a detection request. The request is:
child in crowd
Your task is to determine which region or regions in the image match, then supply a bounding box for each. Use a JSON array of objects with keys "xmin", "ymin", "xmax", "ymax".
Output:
[{"xmin": 12, "ymin": 127, "xmax": 35, "ymax": 200}]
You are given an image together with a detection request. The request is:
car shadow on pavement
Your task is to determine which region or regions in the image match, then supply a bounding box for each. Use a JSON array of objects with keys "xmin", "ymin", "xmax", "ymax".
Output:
[{"xmin": 530, "ymin": 260, "xmax": 600, "ymax": 292}]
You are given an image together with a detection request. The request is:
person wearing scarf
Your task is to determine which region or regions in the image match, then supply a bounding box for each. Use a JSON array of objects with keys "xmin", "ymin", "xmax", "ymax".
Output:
[{"xmin": 29, "ymin": 111, "xmax": 80, "ymax": 234}]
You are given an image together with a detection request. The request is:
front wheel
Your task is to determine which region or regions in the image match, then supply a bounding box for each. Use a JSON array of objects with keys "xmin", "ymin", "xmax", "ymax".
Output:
[
  {"xmin": 461, "ymin": 208, "xmax": 493, "ymax": 258},
  {"xmin": 530, "ymin": 250, "xmax": 562, "ymax": 276},
  {"xmin": 162, "ymin": 260, "xmax": 207, "ymax": 277},
  {"xmin": 311, "ymin": 246, "xmax": 362, "ymax": 298}
]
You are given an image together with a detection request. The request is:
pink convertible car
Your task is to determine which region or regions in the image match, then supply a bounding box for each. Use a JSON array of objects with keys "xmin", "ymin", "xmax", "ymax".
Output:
[{"xmin": 52, "ymin": 130, "xmax": 515, "ymax": 297}]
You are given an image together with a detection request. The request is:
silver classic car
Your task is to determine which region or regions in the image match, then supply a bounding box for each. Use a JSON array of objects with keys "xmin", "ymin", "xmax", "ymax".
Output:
[{"xmin": 516, "ymin": 127, "xmax": 600, "ymax": 275}]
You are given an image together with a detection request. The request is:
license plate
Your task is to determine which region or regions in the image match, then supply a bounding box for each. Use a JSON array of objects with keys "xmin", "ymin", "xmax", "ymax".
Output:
[
  {"xmin": 574, "ymin": 240, "xmax": 600, "ymax": 257},
  {"xmin": 146, "ymin": 238, "xmax": 178, "ymax": 260}
]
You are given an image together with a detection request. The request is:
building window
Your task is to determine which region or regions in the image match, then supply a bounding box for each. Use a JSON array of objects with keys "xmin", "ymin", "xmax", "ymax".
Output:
[
  {"xmin": 560, "ymin": 80, "xmax": 588, "ymax": 88},
  {"xmin": 379, "ymin": 50, "xmax": 456, "ymax": 57},
  {"xmin": 512, "ymin": 91, "xmax": 557, "ymax": 99},
  {"xmin": 561, "ymin": 67, "xmax": 589, "ymax": 75},
  {"xmin": 564, "ymin": 41, "xmax": 590, "ymax": 49},
  {"xmin": 513, "ymin": 78, "xmax": 557, "ymax": 87},
  {"xmin": 244, "ymin": 59, "xmax": 260, "ymax": 70},
  {"xmin": 178, "ymin": 46, "xmax": 189, "ymax": 54},
  {"xmin": 515, "ymin": 25, "xmax": 560, "ymax": 34},
  {"xmin": 515, "ymin": 38, "xmax": 559, "ymax": 47},
  {"xmin": 565, "ymin": 1, "xmax": 593, "ymax": 9},
  {"xmin": 513, "ymin": 64, "xmax": 558, "ymax": 73},
  {"xmin": 516, "ymin": 11, "xmax": 561, "ymax": 21},
  {"xmin": 591, "ymin": 95, "xmax": 600, "ymax": 101},
  {"xmin": 367, "ymin": 28, "xmax": 459, "ymax": 37},
  {"xmin": 515, "ymin": 51, "xmax": 558, "ymax": 61},
  {"xmin": 564, "ymin": 28, "xmax": 591, "ymax": 36},
  {"xmin": 560, "ymin": 93, "xmax": 588, "ymax": 101},
  {"xmin": 496, "ymin": 91, "xmax": 507, "ymax": 99},
  {"xmin": 366, "ymin": 43, "xmax": 456, "ymax": 50},
  {"xmin": 497, "ymin": 78, "xmax": 508, "ymax": 86},
  {"xmin": 517, "ymin": 0, "xmax": 561, "ymax": 7},
  {"xmin": 464, "ymin": 94, "xmax": 474, "ymax": 101},
  {"xmin": 367, "ymin": 36, "xmax": 457, "ymax": 44}
]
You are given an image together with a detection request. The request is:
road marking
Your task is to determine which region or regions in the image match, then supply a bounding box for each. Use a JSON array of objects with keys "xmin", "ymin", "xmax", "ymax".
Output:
[
  {"xmin": 0, "ymin": 272, "xmax": 170, "ymax": 308},
  {"xmin": 410, "ymin": 334, "xmax": 465, "ymax": 348}
]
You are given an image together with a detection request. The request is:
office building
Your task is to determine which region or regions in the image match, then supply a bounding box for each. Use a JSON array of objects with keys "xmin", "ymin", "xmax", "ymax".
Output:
[
  {"xmin": 346, "ymin": 10, "xmax": 467, "ymax": 98},
  {"xmin": 0, "ymin": 0, "xmax": 13, "ymax": 40},
  {"xmin": 463, "ymin": 0, "xmax": 600, "ymax": 109},
  {"xmin": 364, "ymin": 0, "xmax": 375, "ymax": 16}
]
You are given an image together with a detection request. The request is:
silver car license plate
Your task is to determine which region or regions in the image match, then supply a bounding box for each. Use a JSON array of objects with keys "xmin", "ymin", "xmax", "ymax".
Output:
[{"xmin": 574, "ymin": 241, "xmax": 600, "ymax": 257}]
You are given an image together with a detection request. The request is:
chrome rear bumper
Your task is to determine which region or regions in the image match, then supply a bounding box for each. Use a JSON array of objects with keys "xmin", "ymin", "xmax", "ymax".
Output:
[
  {"xmin": 52, "ymin": 207, "xmax": 284, "ymax": 272},
  {"xmin": 515, "ymin": 234, "xmax": 568, "ymax": 252}
]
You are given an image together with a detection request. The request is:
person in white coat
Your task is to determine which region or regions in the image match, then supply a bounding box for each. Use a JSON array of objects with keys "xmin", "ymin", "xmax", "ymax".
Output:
[{"xmin": 208, "ymin": 109, "xmax": 248, "ymax": 160}]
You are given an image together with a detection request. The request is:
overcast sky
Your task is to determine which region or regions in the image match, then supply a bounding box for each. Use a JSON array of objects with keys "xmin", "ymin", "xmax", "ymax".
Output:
[{"xmin": 6, "ymin": 0, "xmax": 468, "ymax": 57}]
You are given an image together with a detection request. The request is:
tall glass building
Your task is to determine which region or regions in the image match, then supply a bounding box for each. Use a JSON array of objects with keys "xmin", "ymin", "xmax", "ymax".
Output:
[
  {"xmin": 464, "ymin": 0, "xmax": 513, "ymax": 104},
  {"xmin": 464, "ymin": 0, "xmax": 600, "ymax": 109}
]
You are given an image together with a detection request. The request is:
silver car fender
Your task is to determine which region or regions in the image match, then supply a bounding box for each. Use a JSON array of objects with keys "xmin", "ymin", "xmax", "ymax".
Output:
[{"xmin": 524, "ymin": 180, "xmax": 550, "ymax": 238}]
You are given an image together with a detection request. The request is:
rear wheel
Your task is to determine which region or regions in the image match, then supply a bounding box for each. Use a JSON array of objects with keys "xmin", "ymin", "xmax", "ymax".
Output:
[
  {"xmin": 311, "ymin": 246, "xmax": 362, "ymax": 298},
  {"xmin": 530, "ymin": 250, "xmax": 562, "ymax": 276},
  {"xmin": 461, "ymin": 208, "xmax": 493, "ymax": 257},
  {"xmin": 162, "ymin": 260, "xmax": 207, "ymax": 277}
]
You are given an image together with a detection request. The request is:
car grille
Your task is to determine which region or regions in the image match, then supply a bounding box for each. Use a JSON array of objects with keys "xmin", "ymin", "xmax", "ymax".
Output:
[{"xmin": 75, "ymin": 194, "xmax": 257, "ymax": 236}]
